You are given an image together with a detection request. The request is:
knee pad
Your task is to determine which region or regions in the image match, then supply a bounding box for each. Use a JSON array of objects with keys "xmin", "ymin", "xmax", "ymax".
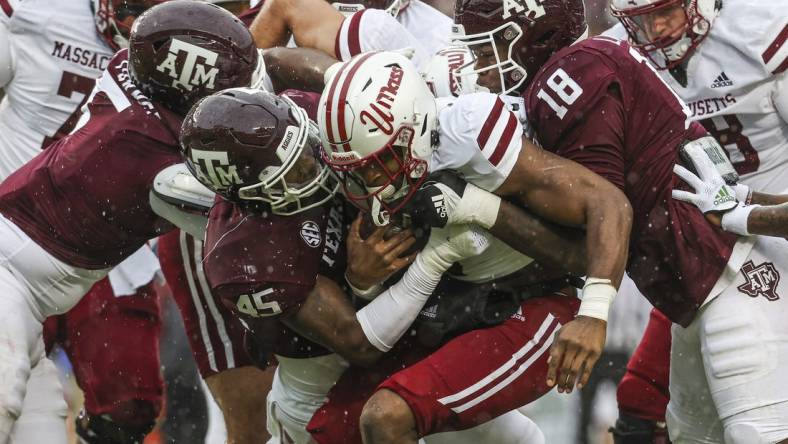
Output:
[
  {"xmin": 609, "ymin": 413, "xmax": 670, "ymax": 444},
  {"xmin": 75, "ymin": 409, "xmax": 155, "ymax": 444}
]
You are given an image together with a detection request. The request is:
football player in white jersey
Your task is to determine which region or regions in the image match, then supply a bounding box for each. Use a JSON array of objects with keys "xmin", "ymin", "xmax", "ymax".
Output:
[
  {"xmin": 250, "ymin": 0, "xmax": 451, "ymax": 69},
  {"xmin": 311, "ymin": 51, "xmax": 632, "ymax": 444},
  {"xmin": 0, "ymin": 1, "xmax": 166, "ymax": 443},
  {"xmin": 601, "ymin": 1, "xmax": 788, "ymax": 442}
]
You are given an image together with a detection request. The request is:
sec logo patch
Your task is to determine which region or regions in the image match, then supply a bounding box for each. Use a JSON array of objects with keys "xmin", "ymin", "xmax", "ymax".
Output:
[{"xmin": 300, "ymin": 221, "xmax": 322, "ymax": 248}]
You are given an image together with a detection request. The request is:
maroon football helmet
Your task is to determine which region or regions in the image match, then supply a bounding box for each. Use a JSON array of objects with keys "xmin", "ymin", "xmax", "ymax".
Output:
[
  {"xmin": 92, "ymin": 0, "xmax": 165, "ymax": 51},
  {"xmin": 128, "ymin": 0, "xmax": 265, "ymax": 115},
  {"xmin": 180, "ymin": 88, "xmax": 339, "ymax": 215},
  {"xmin": 453, "ymin": 0, "xmax": 587, "ymax": 94}
]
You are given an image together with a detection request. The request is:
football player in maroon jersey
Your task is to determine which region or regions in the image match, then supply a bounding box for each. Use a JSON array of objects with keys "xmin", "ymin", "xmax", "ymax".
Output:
[
  {"xmin": 0, "ymin": 2, "xmax": 263, "ymax": 442},
  {"xmin": 453, "ymin": 0, "xmax": 788, "ymax": 441}
]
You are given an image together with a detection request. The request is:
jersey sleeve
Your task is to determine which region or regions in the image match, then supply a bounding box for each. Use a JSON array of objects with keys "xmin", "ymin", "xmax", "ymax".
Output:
[
  {"xmin": 0, "ymin": 0, "xmax": 16, "ymax": 23},
  {"xmin": 526, "ymin": 50, "xmax": 626, "ymax": 189},
  {"xmin": 434, "ymin": 93, "xmax": 523, "ymax": 191},
  {"xmin": 757, "ymin": 18, "xmax": 788, "ymax": 75},
  {"xmin": 334, "ymin": 9, "xmax": 428, "ymax": 68},
  {"xmin": 0, "ymin": 19, "xmax": 12, "ymax": 88},
  {"xmin": 215, "ymin": 282, "xmax": 313, "ymax": 323}
]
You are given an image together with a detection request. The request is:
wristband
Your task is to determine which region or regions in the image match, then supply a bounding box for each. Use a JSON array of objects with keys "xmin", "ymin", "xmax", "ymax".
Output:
[
  {"xmin": 577, "ymin": 277, "xmax": 617, "ymax": 322},
  {"xmin": 463, "ymin": 184, "xmax": 501, "ymax": 229},
  {"xmin": 732, "ymin": 184, "xmax": 752, "ymax": 205},
  {"xmin": 345, "ymin": 273, "xmax": 384, "ymax": 301},
  {"xmin": 721, "ymin": 202, "xmax": 759, "ymax": 236}
]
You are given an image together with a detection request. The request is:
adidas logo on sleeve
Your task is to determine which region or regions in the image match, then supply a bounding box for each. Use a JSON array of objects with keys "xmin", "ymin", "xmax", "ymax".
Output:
[{"xmin": 711, "ymin": 72, "xmax": 734, "ymax": 88}]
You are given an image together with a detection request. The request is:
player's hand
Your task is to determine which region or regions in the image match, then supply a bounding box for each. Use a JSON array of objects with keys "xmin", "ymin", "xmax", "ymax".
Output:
[
  {"xmin": 346, "ymin": 215, "xmax": 417, "ymax": 290},
  {"xmin": 672, "ymin": 163, "xmax": 738, "ymax": 214},
  {"xmin": 418, "ymin": 224, "xmax": 491, "ymax": 275},
  {"xmin": 402, "ymin": 171, "xmax": 501, "ymax": 229},
  {"xmin": 546, "ymin": 316, "xmax": 606, "ymax": 394}
]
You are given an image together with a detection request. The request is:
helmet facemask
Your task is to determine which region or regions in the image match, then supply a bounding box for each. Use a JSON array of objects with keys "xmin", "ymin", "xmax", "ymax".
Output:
[
  {"xmin": 453, "ymin": 23, "xmax": 526, "ymax": 95},
  {"xmin": 237, "ymin": 100, "xmax": 340, "ymax": 215},
  {"xmin": 322, "ymin": 126, "xmax": 428, "ymax": 226},
  {"xmin": 93, "ymin": 0, "xmax": 153, "ymax": 50},
  {"xmin": 611, "ymin": 0, "xmax": 716, "ymax": 70}
]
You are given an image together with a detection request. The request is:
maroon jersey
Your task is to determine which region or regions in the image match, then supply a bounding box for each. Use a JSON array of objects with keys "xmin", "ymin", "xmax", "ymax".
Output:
[
  {"xmin": 524, "ymin": 36, "xmax": 738, "ymax": 326},
  {"xmin": 203, "ymin": 196, "xmax": 349, "ymax": 358},
  {"xmin": 0, "ymin": 50, "xmax": 182, "ymax": 269}
]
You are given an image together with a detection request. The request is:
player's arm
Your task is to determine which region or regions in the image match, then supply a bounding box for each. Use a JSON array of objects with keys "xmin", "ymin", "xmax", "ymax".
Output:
[
  {"xmin": 263, "ymin": 47, "xmax": 338, "ymax": 93},
  {"xmin": 284, "ymin": 224, "xmax": 488, "ymax": 367},
  {"xmin": 672, "ymin": 155, "xmax": 788, "ymax": 238},
  {"xmin": 403, "ymin": 171, "xmax": 588, "ymax": 274},
  {"xmin": 494, "ymin": 139, "xmax": 631, "ymax": 288},
  {"xmin": 249, "ymin": 0, "xmax": 343, "ymax": 52}
]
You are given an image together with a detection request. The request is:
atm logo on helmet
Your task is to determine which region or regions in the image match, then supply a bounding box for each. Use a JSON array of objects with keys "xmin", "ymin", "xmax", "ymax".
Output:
[
  {"xmin": 190, "ymin": 149, "xmax": 242, "ymax": 189},
  {"xmin": 501, "ymin": 0, "xmax": 546, "ymax": 20},
  {"xmin": 359, "ymin": 65, "xmax": 404, "ymax": 135},
  {"xmin": 156, "ymin": 39, "xmax": 220, "ymax": 91}
]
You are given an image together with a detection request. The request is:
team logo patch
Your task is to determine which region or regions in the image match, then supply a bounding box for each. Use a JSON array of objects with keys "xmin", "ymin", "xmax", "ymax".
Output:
[
  {"xmin": 300, "ymin": 221, "xmax": 322, "ymax": 248},
  {"xmin": 738, "ymin": 260, "xmax": 780, "ymax": 301}
]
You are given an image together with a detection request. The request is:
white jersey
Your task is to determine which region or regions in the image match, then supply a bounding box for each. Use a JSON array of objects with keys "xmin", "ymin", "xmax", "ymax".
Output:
[
  {"xmin": 605, "ymin": 0, "xmax": 788, "ymax": 193},
  {"xmin": 334, "ymin": 3, "xmax": 451, "ymax": 70},
  {"xmin": 396, "ymin": 0, "xmax": 452, "ymax": 56},
  {"xmin": 0, "ymin": 0, "xmax": 113, "ymax": 179},
  {"xmin": 432, "ymin": 93, "xmax": 534, "ymax": 282}
]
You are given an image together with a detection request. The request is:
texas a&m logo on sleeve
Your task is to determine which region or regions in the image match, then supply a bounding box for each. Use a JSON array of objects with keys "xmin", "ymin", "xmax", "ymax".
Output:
[
  {"xmin": 156, "ymin": 39, "xmax": 220, "ymax": 92},
  {"xmin": 738, "ymin": 260, "xmax": 781, "ymax": 301}
]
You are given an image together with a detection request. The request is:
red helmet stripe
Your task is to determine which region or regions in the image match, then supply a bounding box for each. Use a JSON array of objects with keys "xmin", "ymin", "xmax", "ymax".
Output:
[
  {"xmin": 324, "ymin": 56, "xmax": 348, "ymax": 148},
  {"xmin": 0, "ymin": 0, "xmax": 13, "ymax": 17},
  {"xmin": 335, "ymin": 52, "xmax": 377, "ymax": 152}
]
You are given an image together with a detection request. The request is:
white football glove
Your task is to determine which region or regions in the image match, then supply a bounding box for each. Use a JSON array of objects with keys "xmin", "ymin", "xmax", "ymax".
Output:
[
  {"xmin": 418, "ymin": 224, "xmax": 491, "ymax": 277},
  {"xmin": 672, "ymin": 163, "xmax": 738, "ymax": 214}
]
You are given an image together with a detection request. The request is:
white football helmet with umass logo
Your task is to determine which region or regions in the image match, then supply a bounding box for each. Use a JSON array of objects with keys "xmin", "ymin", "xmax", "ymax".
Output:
[{"xmin": 318, "ymin": 51, "xmax": 439, "ymax": 225}]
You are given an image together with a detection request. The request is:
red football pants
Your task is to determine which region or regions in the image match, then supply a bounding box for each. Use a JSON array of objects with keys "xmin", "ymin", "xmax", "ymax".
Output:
[
  {"xmin": 308, "ymin": 293, "xmax": 579, "ymax": 444},
  {"xmin": 616, "ymin": 308, "xmax": 672, "ymax": 423},
  {"xmin": 44, "ymin": 277, "xmax": 163, "ymax": 425}
]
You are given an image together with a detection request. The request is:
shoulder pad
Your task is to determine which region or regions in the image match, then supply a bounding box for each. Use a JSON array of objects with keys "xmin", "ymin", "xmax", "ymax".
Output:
[{"xmin": 152, "ymin": 163, "xmax": 215, "ymax": 212}]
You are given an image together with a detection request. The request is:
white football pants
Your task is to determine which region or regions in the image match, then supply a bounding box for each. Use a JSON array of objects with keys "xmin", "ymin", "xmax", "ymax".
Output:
[
  {"xmin": 0, "ymin": 215, "xmax": 107, "ymax": 444},
  {"xmin": 668, "ymin": 235, "xmax": 788, "ymax": 444}
]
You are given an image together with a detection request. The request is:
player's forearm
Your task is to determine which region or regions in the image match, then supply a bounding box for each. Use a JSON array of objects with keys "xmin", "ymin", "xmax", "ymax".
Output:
[
  {"xmin": 584, "ymin": 189, "xmax": 631, "ymax": 288},
  {"xmin": 490, "ymin": 201, "xmax": 587, "ymax": 275},
  {"xmin": 745, "ymin": 204, "xmax": 788, "ymax": 238},
  {"xmin": 750, "ymin": 191, "xmax": 788, "ymax": 206},
  {"xmin": 249, "ymin": 0, "xmax": 292, "ymax": 48},
  {"xmin": 263, "ymin": 47, "xmax": 337, "ymax": 93}
]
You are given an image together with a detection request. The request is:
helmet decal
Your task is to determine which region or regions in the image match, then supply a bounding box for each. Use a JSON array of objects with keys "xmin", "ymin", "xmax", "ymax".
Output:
[{"xmin": 155, "ymin": 39, "xmax": 220, "ymax": 92}]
